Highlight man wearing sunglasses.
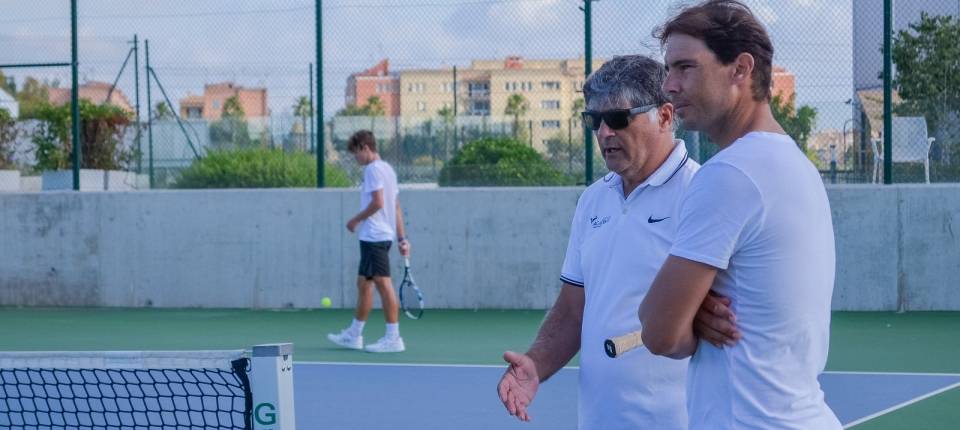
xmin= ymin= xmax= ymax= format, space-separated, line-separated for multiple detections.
xmin=497 ymin=55 xmax=736 ymax=429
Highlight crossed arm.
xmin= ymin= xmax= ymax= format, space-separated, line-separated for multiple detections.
xmin=497 ymin=275 xmax=740 ymax=422
xmin=639 ymin=255 xmax=721 ymax=359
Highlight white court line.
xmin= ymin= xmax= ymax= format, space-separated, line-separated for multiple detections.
xmin=295 ymin=360 xmax=579 ymax=370
xmin=823 ymin=370 xmax=960 ymax=377
xmin=843 ymin=380 xmax=960 ymax=429
xmin=294 ymin=364 xmax=960 ymax=427
xmin=297 ymin=362 xmax=960 ymax=378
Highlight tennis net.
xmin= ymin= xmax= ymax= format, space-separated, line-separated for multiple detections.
xmin=0 ymin=350 xmax=252 ymax=429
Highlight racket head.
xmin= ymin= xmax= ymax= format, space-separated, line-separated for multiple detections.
xmin=399 ymin=260 xmax=424 ymax=319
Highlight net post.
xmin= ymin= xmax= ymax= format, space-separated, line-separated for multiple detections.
xmin=251 ymin=343 xmax=296 ymax=430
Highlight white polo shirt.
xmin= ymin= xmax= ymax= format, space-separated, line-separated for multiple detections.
xmin=358 ymin=159 xmax=399 ymax=243
xmin=670 ymin=132 xmax=841 ymax=429
xmin=560 ymin=140 xmax=699 ymax=430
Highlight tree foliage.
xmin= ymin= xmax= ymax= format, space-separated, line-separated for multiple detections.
xmin=771 ymin=93 xmax=817 ymax=151
xmin=337 ymin=95 xmax=387 ymax=117
xmin=28 ymin=100 xmax=133 ymax=171
xmin=0 ymin=108 xmax=18 ymax=169
xmin=174 ymin=147 xmax=351 ymax=188
xmin=891 ymin=12 xmax=960 ymax=129
xmin=438 ymin=137 xmax=573 ymax=186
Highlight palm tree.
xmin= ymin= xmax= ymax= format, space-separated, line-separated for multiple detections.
xmin=365 ymin=96 xmax=386 ymax=117
xmin=293 ymin=96 xmax=312 ymax=151
xmin=153 ymin=102 xmax=172 ymax=120
xmin=504 ymin=93 xmax=529 ymax=140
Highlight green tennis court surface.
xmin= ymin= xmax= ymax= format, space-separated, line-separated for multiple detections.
xmin=2 ymin=308 xmax=958 ymax=428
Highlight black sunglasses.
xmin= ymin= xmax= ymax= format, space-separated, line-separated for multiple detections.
xmin=581 ymin=104 xmax=658 ymax=131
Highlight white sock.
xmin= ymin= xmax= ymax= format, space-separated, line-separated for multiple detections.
xmin=349 ymin=318 xmax=366 ymax=336
xmin=385 ymin=322 xmax=400 ymax=339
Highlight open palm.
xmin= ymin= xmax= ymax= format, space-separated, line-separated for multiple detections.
xmin=497 ymin=351 xmax=540 ymax=422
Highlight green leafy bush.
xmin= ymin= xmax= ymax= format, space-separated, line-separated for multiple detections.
xmin=28 ymin=100 xmax=133 ymax=171
xmin=174 ymin=147 xmax=352 ymax=188
xmin=0 ymin=108 xmax=17 ymax=169
xmin=438 ymin=137 xmax=573 ymax=186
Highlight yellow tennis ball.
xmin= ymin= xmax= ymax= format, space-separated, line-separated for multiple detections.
xmin=321 ymin=297 xmax=332 ymax=308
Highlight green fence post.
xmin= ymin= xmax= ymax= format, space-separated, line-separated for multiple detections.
xmin=316 ymin=0 xmax=325 ymax=188
xmin=883 ymin=0 xmax=893 ymax=184
xmin=145 ymin=40 xmax=155 ymax=188
xmin=583 ymin=0 xmax=594 ymax=185
xmin=70 ymin=0 xmax=80 ymax=190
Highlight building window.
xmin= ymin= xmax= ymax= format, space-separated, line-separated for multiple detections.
xmin=541 ymin=120 xmax=561 ymax=129
xmin=408 ymin=82 xmax=426 ymax=93
xmin=186 ymin=107 xmax=202 ymax=119
xmin=541 ymin=81 xmax=561 ymax=90
xmin=442 ymin=82 xmax=455 ymax=92
xmin=574 ymin=81 xmax=584 ymax=92
xmin=468 ymin=82 xmax=489 ymax=97
xmin=541 ymin=100 xmax=561 ymax=110
xmin=471 ymin=100 xmax=490 ymax=115
xmin=212 ymin=99 xmax=221 ymax=110
xmin=417 ymin=101 xmax=427 ymax=112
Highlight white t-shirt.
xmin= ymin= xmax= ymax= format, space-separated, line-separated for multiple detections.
xmin=358 ymin=159 xmax=399 ymax=242
xmin=670 ymin=132 xmax=841 ymax=429
xmin=561 ymin=141 xmax=699 ymax=430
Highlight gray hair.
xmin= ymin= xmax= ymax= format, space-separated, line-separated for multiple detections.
xmin=583 ymin=55 xmax=669 ymax=111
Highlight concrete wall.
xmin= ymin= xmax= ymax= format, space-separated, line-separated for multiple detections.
xmin=1 ymin=185 xmax=958 ymax=310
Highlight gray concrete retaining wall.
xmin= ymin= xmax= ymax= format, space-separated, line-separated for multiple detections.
xmin=1 ymin=185 xmax=957 ymax=310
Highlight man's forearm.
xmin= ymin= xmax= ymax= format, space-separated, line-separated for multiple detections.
xmin=395 ymin=200 xmax=406 ymax=239
xmin=352 ymin=201 xmax=382 ymax=223
xmin=526 ymin=286 xmax=583 ymax=382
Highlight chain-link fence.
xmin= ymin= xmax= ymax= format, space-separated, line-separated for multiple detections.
xmin=1 ymin=1 xmax=958 ymax=190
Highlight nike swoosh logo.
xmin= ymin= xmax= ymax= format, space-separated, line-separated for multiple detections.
xmin=648 ymin=216 xmax=670 ymax=223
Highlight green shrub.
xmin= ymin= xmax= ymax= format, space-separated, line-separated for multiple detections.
xmin=0 ymin=108 xmax=17 ymax=169
xmin=174 ymin=148 xmax=352 ymax=189
xmin=27 ymin=100 xmax=133 ymax=171
xmin=438 ymin=137 xmax=574 ymax=186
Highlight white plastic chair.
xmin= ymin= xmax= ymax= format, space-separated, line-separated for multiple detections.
xmin=869 ymin=116 xmax=935 ymax=183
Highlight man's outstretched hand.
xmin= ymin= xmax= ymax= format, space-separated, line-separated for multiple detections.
xmin=497 ymin=351 xmax=540 ymax=422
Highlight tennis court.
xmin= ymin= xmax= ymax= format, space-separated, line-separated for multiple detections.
xmin=2 ymin=308 xmax=958 ymax=429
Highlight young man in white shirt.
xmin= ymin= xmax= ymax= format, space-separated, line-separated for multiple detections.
xmin=639 ymin=1 xmax=841 ymax=428
xmin=496 ymin=55 xmax=735 ymax=429
xmin=328 ymin=130 xmax=411 ymax=353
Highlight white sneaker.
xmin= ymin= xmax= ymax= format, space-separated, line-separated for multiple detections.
xmin=327 ymin=330 xmax=363 ymax=350
xmin=364 ymin=336 xmax=405 ymax=353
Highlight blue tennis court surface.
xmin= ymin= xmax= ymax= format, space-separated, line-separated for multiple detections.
xmin=293 ymin=363 xmax=960 ymax=429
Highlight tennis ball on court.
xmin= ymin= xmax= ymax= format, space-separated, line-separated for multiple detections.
xmin=321 ymin=297 xmax=332 ymax=308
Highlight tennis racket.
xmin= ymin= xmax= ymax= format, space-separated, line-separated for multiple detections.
xmin=399 ymin=257 xmax=424 ymax=320
xmin=603 ymin=330 xmax=643 ymax=358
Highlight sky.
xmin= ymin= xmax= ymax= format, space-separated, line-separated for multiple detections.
xmin=0 ymin=0 xmax=854 ymax=131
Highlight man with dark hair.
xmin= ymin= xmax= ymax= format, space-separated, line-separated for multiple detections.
xmin=496 ymin=55 xmax=735 ymax=429
xmin=639 ymin=1 xmax=841 ymax=428
xmin=328 ymin=129 xmax=411 ymax=353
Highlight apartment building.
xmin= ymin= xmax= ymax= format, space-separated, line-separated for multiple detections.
xmin=179 ymin=82 xmax=268 ymax=123
xmin=345 ymin=59 xmax=400 ymax=116
xmin=47 ymin=81 xmax=135 ymax=115
xmin=397 ymin=56 xmax=603 ymax=151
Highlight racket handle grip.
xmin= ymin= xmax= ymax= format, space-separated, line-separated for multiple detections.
xmin=604 ymin=330 xmax=643 ymax=358
xmin=404 ymin=257 xmax=410 ymax=268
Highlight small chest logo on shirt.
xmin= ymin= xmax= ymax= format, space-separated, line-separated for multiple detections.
xmin=647 ymin=215 xmax=670 ymax=224
xmin=590 ymin=215 xmax=611 ymax=228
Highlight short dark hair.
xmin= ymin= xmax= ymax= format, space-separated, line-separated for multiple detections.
xmin=347 ymin=130 xmax=377 ymax=153
xmin=655 ymin=0 xmax=774 ymax=101
xmin=583 ymin=55 xmax=670 ymax=110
